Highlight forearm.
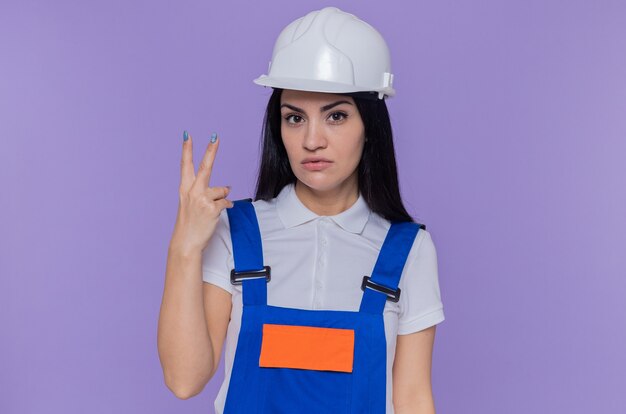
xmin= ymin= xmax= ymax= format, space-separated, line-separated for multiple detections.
xmin=394 ymin=395 xmax=436 ymax=414
xmin=157 ymin=247 xmax=214 ymax=398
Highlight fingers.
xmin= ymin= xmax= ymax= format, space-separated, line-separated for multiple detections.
xmin=206 ymin=186 xmax=232 ymax=201
xmin=215 ymin=197 xmax=234 ymax=210
xmin=192 ymin=132 xmax=219 ymax=193
xmin=206 ymin=187 xmax=234 ymax=212
xmin=180 ymin=131 xmax=195 ymax=192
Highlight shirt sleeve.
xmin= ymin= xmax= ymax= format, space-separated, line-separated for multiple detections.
xmin=397 ymin=229 xmax=445 ymax=335
xmin=201 ymin=208 xmax=234 ymax=294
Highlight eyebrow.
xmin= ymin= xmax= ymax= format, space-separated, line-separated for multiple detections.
xmin=280 ymin=100 xmax=353 ymax=113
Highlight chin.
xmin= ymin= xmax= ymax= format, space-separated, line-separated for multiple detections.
xmin=295 ymin=174 xmax=350 ymax=193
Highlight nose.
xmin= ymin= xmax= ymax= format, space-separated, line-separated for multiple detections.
xmin=302 ymin=119 xmax=328 ymax=151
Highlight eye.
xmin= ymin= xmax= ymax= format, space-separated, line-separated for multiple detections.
xmin=284 ymin=114 xmax=304 ymax=125
xmin=328 ymin=111 xmax=348 ymax=123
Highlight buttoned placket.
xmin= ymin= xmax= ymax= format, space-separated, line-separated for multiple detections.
xmin=312 ymin=217 xmax=330 ymax=309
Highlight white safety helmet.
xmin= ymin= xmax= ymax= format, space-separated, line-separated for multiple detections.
xmin=253 ymin=6 xmax=395 ymax=100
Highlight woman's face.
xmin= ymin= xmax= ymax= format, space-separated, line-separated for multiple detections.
xmin=280 ymin=89 xmax=365 ymax=193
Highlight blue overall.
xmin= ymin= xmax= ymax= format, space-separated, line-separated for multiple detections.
xmin=223 ymin=198 xmax=423 ymax=413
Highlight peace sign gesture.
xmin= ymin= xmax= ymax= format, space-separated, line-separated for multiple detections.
xmin=169 ymin=131 xmax=234 ymax=256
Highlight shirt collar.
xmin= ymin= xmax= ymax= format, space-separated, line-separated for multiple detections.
xmin=276 ymin=183 xmax=371 ymax=234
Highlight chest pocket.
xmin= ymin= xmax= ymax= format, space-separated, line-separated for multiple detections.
xmin=259 ymin=323 xmax=355 ymax=373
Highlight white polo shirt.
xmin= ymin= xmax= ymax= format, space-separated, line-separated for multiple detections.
xmin=202 ymin=182 xmax=444 ymax=414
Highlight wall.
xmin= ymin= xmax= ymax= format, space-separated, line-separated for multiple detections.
xmin=1 ymin=0 xmax=625 ymax=412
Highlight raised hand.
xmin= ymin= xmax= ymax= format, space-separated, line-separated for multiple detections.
xmin=169 ymin=131 xmax=233 ymax=255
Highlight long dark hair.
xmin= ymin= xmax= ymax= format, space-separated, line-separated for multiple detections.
xmin=253 ymin=88 xmax=415 ymax=224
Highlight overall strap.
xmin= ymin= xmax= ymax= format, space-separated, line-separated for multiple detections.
xmin=359 ymin=221 xmax=422 ymax=315
xmin=226 ymin=198 xmax=268 ymax=306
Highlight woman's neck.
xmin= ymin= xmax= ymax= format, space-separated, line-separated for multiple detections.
xmin=293 ymin=178 xmax=359 ymax=216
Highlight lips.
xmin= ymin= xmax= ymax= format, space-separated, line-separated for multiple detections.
xmin=301 ymin=157 xmax=332 ymax=164
xmin=301 ymin=157 xmax=333 ymax=171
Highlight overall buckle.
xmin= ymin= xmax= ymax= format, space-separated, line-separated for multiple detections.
xmin=361 ymin=276 xmax=401 ymax=303
xmin=230 ymin=266 xmax=271 ymax=285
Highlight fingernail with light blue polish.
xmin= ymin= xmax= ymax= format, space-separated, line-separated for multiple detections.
xmin=183 ymin=130 xmax=189 ymax=142
xmin=210 ymin=132 xmax=217 ymax=143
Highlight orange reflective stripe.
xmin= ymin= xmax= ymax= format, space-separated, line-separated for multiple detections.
xmin=259 ymin=324 xmax=355 ymax=373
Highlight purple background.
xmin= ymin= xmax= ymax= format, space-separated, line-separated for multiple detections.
xmin=2 ymin=0 xmax=625 ymax=413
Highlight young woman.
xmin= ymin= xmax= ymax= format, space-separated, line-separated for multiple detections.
xmin=158 ymin=7 xmax=444 ymax=414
